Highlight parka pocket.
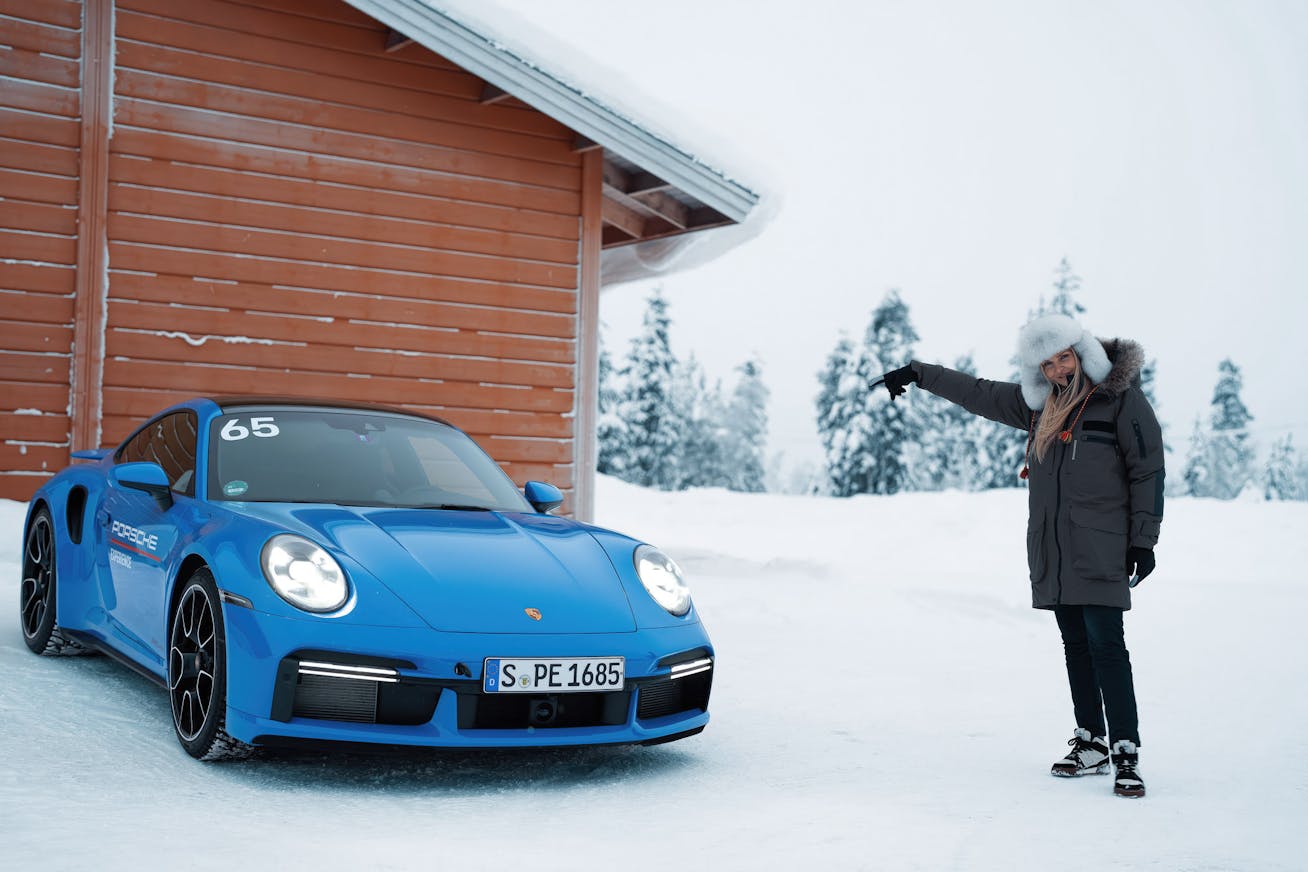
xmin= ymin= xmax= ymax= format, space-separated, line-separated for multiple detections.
xmin=1026 ymin=521 xmax=1046 ymax=583
xmin=1068 ymin=506 xmax=1128 ymax=583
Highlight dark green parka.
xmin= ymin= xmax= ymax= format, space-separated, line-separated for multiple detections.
xmin=911 ymin=339 xmax=1164 ymax=610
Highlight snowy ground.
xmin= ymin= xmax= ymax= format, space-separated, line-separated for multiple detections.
xmin=2 ymin=479 xmax=1305 ymax=871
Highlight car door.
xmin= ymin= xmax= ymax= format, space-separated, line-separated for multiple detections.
xmin=102 ymin=410 xmax=198 ymax=668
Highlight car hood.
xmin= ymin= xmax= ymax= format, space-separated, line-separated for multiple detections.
xmin=240 ymin=504 xmax=637 ymax=634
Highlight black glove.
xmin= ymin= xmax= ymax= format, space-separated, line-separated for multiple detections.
xmin=1126 ymin=547 xmax=1155 ymax=585
xmin=879 ymin=364 xmax=919 ymax=401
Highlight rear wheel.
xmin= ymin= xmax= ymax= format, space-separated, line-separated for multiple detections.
xmin=168 ymin=568 xmax=254 ymax=761
xmin=20 ymin=507 xmax=90 ymax=656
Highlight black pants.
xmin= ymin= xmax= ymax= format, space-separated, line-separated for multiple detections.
xmin=1053 ymin=605 xmax=1140 ymax=747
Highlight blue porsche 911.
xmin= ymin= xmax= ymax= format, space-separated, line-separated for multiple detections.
xmin=19 ymin=398 xmax=713 ymax=760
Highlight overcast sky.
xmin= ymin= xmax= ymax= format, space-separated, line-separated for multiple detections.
xmin=458 ymin=0 xmax=1308 ymax=474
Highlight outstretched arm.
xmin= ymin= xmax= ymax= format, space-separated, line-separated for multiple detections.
xmin=909 ymin=361 xmax=1033 ymax=431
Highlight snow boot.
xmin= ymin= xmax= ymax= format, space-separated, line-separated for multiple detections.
xmin=1051 ymin=727 xmax=1110 ymax=777
xmin=1111 ymin=740 xmax=1145 ymax=798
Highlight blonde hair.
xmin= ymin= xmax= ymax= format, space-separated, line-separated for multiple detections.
xmin=1032 ymin=351 xmax=1092 ymax=463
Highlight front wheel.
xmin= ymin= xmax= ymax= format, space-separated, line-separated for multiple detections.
xmin=168 ymin=568 xmax=254 ymax=761
xmin=20 ymin=507 xmax=90 ymax=656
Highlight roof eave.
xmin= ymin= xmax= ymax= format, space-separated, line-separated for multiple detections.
xmin=342 ymin=0 xmax=759 ymax=223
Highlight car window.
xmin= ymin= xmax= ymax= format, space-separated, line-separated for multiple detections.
xmin=116 ymin=411 xmax=199 ymax=496
xmin=207 ymin=407 xmax=531 ymax=511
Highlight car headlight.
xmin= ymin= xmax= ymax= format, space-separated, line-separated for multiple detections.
xmin=260 ymin=534 xmax=349 ymax=613
xmin=634 ymin=545 xmax=691 ymax=616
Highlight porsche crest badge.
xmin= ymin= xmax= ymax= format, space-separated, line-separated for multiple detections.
xmin=524 ymin=608 xmax=542 ymax=621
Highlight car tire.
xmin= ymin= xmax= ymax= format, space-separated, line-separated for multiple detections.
xmin=168 ymin=567 xmax=254 ymax=761
xmin=20 ymin=507 xmax=91 ymax=656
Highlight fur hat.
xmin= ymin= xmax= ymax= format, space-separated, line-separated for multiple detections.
xmin=1016 ymin=314 xmax=1112 ymax=409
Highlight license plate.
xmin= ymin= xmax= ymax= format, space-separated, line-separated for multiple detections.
xmin=483 ymin=657 xmax=625 ymax=693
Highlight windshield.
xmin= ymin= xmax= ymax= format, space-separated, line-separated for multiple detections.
xmin=206 ymin=407 xmax=532 ymax=512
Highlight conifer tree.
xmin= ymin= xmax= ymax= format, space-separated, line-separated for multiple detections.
xmin=1181 ymin=416 xmax=1211 ymax=497
xmin=596 ymin=338 xmax=625 ymax=476
xmin=670 ymin=355 xmax=731 ymax=490
xmin=815 ymin=335 xmax=870 ymax=497
xmin=617 ymin=289 xmax=681 ymax=489
xmin=861 ymin=290 xmax=920 ymax=495
xmin=1048 ymin=257 xmax=1087 ymax=317
xmin=1262 ymin=434 xmax=1300 ymax=501
xmin=990 ymin=258 xmax=1090 ymax=489
xmin=1138 ymin=358 xmax=1171 ymax=454
xmin=906 ymin=354 xmax=991 ymax=491
xmin=1204 ymin=358 xmax=1255 ymax=499
xmin=974 ymin=365 xmax=1030 ymax=489
xmin=724 ymin=357 xmax=769 ymax=492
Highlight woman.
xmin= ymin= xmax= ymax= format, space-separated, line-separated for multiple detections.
xmin=880 ymin=313 xmax=1164 ymax=799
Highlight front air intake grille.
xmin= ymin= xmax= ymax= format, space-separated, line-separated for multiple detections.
xmin=636 ymin=667 xmax=713 ymax=720
xmin=280 ymin=656 xmax=441 ymax=726
xmin=293 ymin=672 xmax=378 ymax=723
xmin=458 ymin=691 xmax=630 ymax=730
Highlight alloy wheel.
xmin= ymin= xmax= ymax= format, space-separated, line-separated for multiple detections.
xmin=20 ymin=515 xmax=54 ymax=640
xmin=169 ymin=584 xmax=217 ymax=742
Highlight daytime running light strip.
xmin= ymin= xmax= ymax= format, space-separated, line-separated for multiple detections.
xmin=669 ymin=658 xmax=713 ymax=680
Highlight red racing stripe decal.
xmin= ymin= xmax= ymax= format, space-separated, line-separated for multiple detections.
xmin=110 ymin=539 xmax=163 ymax=563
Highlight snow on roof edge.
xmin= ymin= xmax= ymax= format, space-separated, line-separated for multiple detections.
xmin=342 ymin=0 xmax=761 ymax=222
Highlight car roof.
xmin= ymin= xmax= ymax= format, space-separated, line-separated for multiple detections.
xmin=207 ymin=396 xmax=457 ymax=429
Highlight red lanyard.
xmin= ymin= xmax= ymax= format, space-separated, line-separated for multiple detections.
xmin=1019 ymin=386 xmax=1099 ymax=480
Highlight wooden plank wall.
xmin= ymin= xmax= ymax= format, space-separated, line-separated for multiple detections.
xmin=0 ymin=0 xmax=81 ymax=500
xmin=100 ymin=0 xmax=584 ymax=498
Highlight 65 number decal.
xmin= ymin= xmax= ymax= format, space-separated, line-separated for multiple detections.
xmin=220 ymin=417 xmax=280 ymax=441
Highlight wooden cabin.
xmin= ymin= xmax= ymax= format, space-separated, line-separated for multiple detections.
xmin=0 ymin=0 xmax=757 ymax=518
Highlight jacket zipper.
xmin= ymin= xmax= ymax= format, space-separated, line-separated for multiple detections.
xmin=1052 ymin=439 xmax=1066 ymax=605
xmin=1132 ymin=419 xmax=1147 ymax=457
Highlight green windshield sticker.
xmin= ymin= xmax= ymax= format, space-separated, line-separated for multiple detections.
xmin=223 ymin=480 xmax=249 ymax=497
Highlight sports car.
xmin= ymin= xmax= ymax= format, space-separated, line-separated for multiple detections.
xmin=19 ymin=397 xmax=713 ymax=759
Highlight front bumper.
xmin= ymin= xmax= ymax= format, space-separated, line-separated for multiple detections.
xmin=221 ymin=604 xmax=713 ymax=749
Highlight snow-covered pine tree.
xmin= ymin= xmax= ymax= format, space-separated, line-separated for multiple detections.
xmin=670 ymin=355 xmax=731 ymax=490
xmin=618 ymin=289 xmax=681 ymax=490
xmin=1048 ymin=257 xmax=1087 ymax=317
xmin=816 ymin=334 xmax=872 ymax=497
xmin=1138 ymin=358 xmax=1171 ymax=455
xmin=906 ymin=353 xmax=990 ymax=491
xmin=1262 ymin=434 xmax=1300 ymax=501
xmin=724 ymin=357 xmax=769 ymax=492
xmin=1181 ymin=416 xmax=1211 ymax=497
xmin=1204 ymin=358 xmax=1256 ymax=499
xmin=947 ymin=355 xmax=994 ymax=490
xmin=973 ymin=364 xmax=1031 ymax=489
xmin=1138 ymin=358 xmax=1158 ymax=406
xmin=984 ymin=258 xmax=1090 ymax=490
xmin=862 ymin=289 xmax=919 ymax=495
xmin=596 ymin=336 xmax=626 ymax=476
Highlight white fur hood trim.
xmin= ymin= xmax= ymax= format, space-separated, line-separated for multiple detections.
xmin=1016 ymin=314 xmax=1112 ymax=409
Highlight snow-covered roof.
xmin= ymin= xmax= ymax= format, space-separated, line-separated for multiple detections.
xmin=340 ymin=0 xmax=765 ymax=284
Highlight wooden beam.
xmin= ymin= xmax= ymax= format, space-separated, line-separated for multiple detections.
xmin=600 ymin=193 xmax=644 ymax=239
xmin=480 ymin=83 xmax=513 ymax=105
xmin=601 ymin=212 xmax=735 ymax=249
xmin=601 ymin=159 xmax=630 ymax=191
xmin=575 ymin=149 xmax=604 ymax=522
xmin=602 ymin=183 xmax=679 ymax=234
xmin=70 ymin=0 xmax=112 ymax=452
xmin=627 ymin=171 xmax=673 ymax=195
xmin=685 ymin=205 xmax=734 ymax=229
xmin=601 ymin=226 xmax=633 ymax=247
xmin=384 ymin=29 xmax=413 ymax=52
xmin=572 ymin=135 xmax=602 ymax=153
xmin=632 ymin=190 xmax=688 ymax=229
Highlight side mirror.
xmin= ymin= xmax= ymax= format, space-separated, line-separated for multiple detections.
xmin=112 ymin=461 xmax=174 ymax=510
xmin=523 ymin=481 xmax=563 ymax=514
